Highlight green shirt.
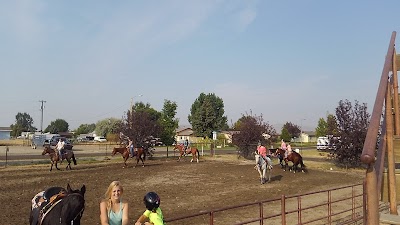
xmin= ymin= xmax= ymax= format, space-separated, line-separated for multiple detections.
xmin=143 ymin=207 xmax=165 ymax=225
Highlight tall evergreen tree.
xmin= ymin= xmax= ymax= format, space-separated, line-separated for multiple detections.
xmin=159 ymin=100 xmax=179 ymax=146
xmin=315 ymin=118 xmax=328 ymax=137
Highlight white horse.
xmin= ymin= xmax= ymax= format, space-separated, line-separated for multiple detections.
xmin=255 ymin=153 xmax=273 ymax=184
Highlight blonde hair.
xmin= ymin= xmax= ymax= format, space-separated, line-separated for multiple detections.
xmin=103 ymin=181 xmax=124 ymax=213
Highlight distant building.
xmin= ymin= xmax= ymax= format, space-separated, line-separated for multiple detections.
xmin=220 ymin=130 xmax=240 ymax=143
xmin=175 ymin=126 xmax=204 ymax=143
xmin=292 ymin=131 xmax=317 ymax=143
xmin=0 ymin=127 xmax=12 ymax=140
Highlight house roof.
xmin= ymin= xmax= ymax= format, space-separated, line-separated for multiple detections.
xmin=176 ymin=128 xmax=193 ymax=136
xmin=0 ymin=127 xmax=11 ymax=131
xmin=175 ymin=126 xmax=192 ymax=133
xmin=304 ymin=131 xmax=316 ymax=136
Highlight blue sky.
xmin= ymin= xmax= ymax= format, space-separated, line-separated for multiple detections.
xmin=0 ymin=1 xmax=399 ymax=132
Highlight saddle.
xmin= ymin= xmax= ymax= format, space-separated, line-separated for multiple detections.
xmin=31 ymin=187 xmax=67 ymax=225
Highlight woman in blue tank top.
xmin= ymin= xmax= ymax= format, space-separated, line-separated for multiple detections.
xmin=100 ymin=181 xmax=129 ymax=225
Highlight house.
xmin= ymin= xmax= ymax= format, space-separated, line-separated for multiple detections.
xmin=220 ymin=130 xmax=240 ymax=143
xmin=292 ymin=131 xmax=317 ymax=143
xmin=175 ymin=126 xmax=204 ymax=143
xmin=0 ymin=127 xmax=12 ymax=140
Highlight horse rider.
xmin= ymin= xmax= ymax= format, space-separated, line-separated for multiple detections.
xmin=183 ymin=139 xmax=190 ymax=155
xmin=56 ymin=138 xmax=65 ymax=160
xmin=286 ymin=142 xmax=292 ymax=158
xmin=127 ymin=138 xmax=135 ymax=158
xmin=257 ymin=143 xmax=272 ymax=167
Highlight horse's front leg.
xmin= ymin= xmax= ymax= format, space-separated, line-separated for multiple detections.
xmin=123 ymin=157 xmax=128 ymax=168
xmin=55 ymin=161 xmax=60 ymax=171
xmin=256 ymin=166 xmax=263 ymax=184
xmin=141 ymin=155 xmax=145 ymax=167
xmin=177 ymin=152 xmax=183 ymax=162
xmin=133 ymin=157 xmax=140 ymax=168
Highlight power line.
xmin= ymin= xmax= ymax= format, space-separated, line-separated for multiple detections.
xmin=39 ymin=100 xmax=46 ymax=133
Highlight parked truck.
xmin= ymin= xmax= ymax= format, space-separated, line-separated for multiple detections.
xmin=317 ymin=136 xmax=329 ymax=151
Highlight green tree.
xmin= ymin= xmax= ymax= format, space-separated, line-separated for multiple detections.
xmin=334 ymin=99 xmax=370 ymax=167
xmin=315 ymin=118 xmax=328 ymax=137
xmin=159 ymin=100 xmax=179 ymax=146
xmin=280 ymin=127 xmax=291 ymax=142
xmin=74 ymin=123 xmax=96 ymax=136
xmin=282 ymin=122 xmax=300 ymax=139
xmin=232 ymin=114 xmax=276 ymax=159
xmin=10 ymin=112 xmax=37 ymax=137
xmin=188 ymin=93 xmax=228 ymax=138
xmin=326 ymin=114 xmax=339 ymax=136
xmin=44 ymin=119 xmax=69 ymax=133
xmin=95 ymin=118 xmax=121 ymax=137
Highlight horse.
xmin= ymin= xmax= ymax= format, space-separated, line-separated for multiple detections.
xmin=111 ymin=146 xmax=146 ymax=168
xmin=173 ymin=144 xmax=200 ymax=163
xmin=30 ymin=183 xmax=86 ymax=225
xmin=42 ymin=146 xmax=77 ymax=171
xmin=254 ymin=152 xmax=273 ymax=184
xmin=275 ymin=148 xmax=307 ymax=173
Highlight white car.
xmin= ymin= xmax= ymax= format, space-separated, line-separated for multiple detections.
xmin=94 ymin=136 xmax=107 ymax=142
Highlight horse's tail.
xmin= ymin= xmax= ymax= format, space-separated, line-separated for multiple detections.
xmin=143 ymin=148 xmax=146 ymax=161
xmin=72 ymin=153 xmax=77 ymax=165
xmin=196 ymin=148 xmax=200 ymax=160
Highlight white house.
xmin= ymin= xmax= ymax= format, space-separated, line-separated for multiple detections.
xmin=175 ymin=126 xmax=204 ymax=143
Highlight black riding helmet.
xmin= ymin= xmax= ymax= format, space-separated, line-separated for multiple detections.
xmin=143 ymin=192 xmax=160 ymax=210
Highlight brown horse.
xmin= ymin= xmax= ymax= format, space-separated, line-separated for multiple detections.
xmin=275 ymin=148 xmax=306 ymax=173
xmin=42 ymin=146 xmax=77 ymax=171
xmin=111 ymin=146 xmax=146 ymax=168
xmin=173 ymin=144 xmax=200 ymax=163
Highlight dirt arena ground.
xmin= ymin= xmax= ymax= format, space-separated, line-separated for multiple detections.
xmin=0 ymin=146 xmax=365 ymax=225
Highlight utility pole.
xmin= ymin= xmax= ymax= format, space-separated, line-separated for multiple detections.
xmin=39 ymin=100 xmax=46 ymax=133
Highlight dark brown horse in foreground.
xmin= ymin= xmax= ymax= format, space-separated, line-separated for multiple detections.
xmin=111 ymin=146 xmax=146 ymax=168
xmin=42 ymin=146 xmax=77 ymax=171
xmin=275 ymin=148 xmax=307 ymax=173
xmin=173 ymin=144 xmax=200 ymax=163
xmin=30 ymin=183 xmax=86 ymax=225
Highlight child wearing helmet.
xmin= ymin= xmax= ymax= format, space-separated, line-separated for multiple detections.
xmin=135 ymin=192 xmax=165 ymax=225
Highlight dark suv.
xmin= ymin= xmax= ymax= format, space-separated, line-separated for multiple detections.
xmin=49 ymin=137 xmax=73 ymax=150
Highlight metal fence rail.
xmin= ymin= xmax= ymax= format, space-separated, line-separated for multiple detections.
xmin=165 ymin=183 xmax=365 ymax=225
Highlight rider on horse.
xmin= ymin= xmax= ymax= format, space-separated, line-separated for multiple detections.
xmin=183 ymin=139 xmax=190 ymax=155
xmin=280 ymin=139 xmax=287 ymax=156
xmin=127 ymin=138 xmax=136 ymax=158
xmin=257 ymin=142 xmax=272 ymax=167
xmin=286 ymin=142 xmax=292 ymax=158
xmin=56 ymin=139 xmax=65 ymax=160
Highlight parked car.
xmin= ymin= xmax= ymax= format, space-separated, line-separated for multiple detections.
xmin=94 ymin=136 xmax=107 ymax=142
xmin=47 ymin=137 xmax=73 ymax=150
